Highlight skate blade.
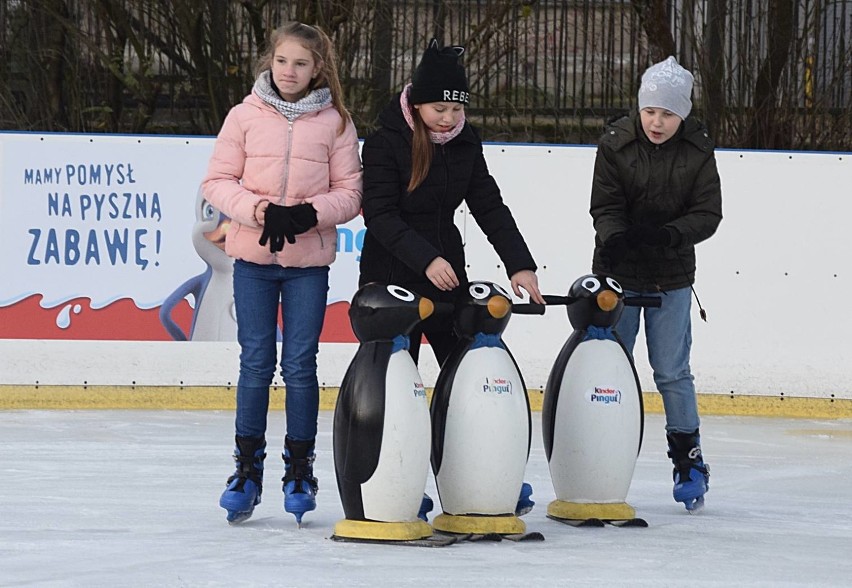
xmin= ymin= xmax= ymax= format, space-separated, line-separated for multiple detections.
xmin=684 ymin=496 xmax=706 ymax=513
xmin=331 ymin=533 xmax=461 ymax=547
xmin=436 ymin=531 xmax=545 ymax=543
xmin=226 ymin=510 xmax=254 ymax=525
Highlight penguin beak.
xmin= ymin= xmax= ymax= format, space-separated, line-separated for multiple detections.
xmin=597 ymin=290 xmax=619 ymax=311
xmin=419 ymin=298 xmax=435 ymax=320
xmin=487 ymin=296 xmax=511 ymax=319
xmin=203 ymin=220 xmax=230 ymax=251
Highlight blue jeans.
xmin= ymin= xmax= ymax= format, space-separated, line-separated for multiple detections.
xmin=615 ymin=286 xmax=699 ymax=434
xmin=232 ymin=260 xmax=329 ymax=442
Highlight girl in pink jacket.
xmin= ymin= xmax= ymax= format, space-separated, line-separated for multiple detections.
xmin=203 ymin=22 xmax=362 ymax=526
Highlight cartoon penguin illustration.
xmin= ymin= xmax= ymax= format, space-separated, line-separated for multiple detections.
xmin=430 ymin=281 xmax=531 ymax=536
xmin=332 ymin=283 xmax=436 ymax=542
xmin=542 ymin=274 xmax=646 ymax=524
xmin=160 ymin=187 xmax=237 ymax=341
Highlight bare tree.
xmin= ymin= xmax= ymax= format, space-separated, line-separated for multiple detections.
xmin=631 ymin=0 xmax=676 ymax=62
xmin=699 ymin=0 xmax=727 ymax=139
xmin=745 ymin=0 xmax=796 ymax=149
xmin=367 ymin=0 xmax=394 ymax=125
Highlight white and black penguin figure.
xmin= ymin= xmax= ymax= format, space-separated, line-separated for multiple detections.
xmin=430 ymin=281 xmax=531 ymax=535
xmin=542 ymin=274 xmax=645 ymax=523
xmin=332 ymin=283 xmax=436 ymax=542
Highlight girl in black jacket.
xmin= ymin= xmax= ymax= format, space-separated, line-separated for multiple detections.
xmin=359 ymin=39 xmax=545 ymax=366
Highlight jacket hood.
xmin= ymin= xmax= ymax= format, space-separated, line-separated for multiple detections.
xmin=602 ymin=111 xmax=713 ymax=153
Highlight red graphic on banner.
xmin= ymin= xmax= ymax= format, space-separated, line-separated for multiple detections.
xmin=0 ymin=296 xmax=356 ymax=342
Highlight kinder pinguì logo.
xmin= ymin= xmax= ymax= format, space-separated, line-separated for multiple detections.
xmin=590 ymin=387 xmax=622 ymax=405
xmin=482 ymin=377 xmax=513 ymax=395
xmin=413 ymin=381 xmax=426 ymax=398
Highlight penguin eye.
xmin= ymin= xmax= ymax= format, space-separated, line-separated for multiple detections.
xmin=387 ymin=285 xmax=415 ymax=302
xmin=605 ymin=277 xmax=623 ymax=293
xmin=469 ymin=283 xmax=490 ymax=299
xmin=493 ymin=283 xmax=511 ymax=299
xmin=201 ymin=201 xmax=216 ymax=221
xmin=581 ymin=277 xmax=601 ymax=292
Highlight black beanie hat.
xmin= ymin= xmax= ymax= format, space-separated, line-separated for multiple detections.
xmin=410 ymin=38 xmax=470 ymax=105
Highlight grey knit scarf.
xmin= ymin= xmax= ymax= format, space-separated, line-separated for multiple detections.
xmin=253 ymin=70 xmax=332 ymax=120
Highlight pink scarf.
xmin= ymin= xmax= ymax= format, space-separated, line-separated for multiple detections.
xmin=400 ymin=84 xmax=465 ymax=145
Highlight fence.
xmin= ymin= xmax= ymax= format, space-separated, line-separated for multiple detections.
xmin=1 ymin=1 xmax=851 ymax=149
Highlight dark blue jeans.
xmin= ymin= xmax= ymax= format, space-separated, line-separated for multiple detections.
xmin=232 ymin=260 xmax=329 ymax=442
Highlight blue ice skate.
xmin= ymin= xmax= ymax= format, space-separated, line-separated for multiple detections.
xmin=673 ymin=462 xmax=710 ymax=512
xmin=219 ymin=435 xmax=266 ymax=524
xmin=418 ymin=494 xmax=434 ymax=522
xmin=667 ymin=430 xmax=710 ymax=512
xmin=282 ymin=437 xmax=318 ymax=526
xmin=516 ymin=482 xmax=535 ymax=516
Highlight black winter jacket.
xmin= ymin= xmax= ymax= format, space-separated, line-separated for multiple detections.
xmin=590 ymin=111 xmax=723 ymax=291
xmin=359 ymin=95 xmax=537 ymax=303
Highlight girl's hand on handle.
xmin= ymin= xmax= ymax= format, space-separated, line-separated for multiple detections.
xmin=511 ymin=269 xmax=545 ymax=305
xmin=426 ymin=257 xmax=460 ymax=291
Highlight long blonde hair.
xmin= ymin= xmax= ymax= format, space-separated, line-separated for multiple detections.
xmin=255 ymin=22 xmax=351 ymax=134
xmin=408 ymin=106 xmax=434 ymax=192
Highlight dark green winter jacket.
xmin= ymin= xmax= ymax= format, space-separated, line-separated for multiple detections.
xmin=590 ymin=111 xmax=723 ymax=291
xmin=359 ymin=94 xmax=537 ymax=304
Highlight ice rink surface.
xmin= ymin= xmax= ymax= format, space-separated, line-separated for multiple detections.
xmin=1 ymin=409 xmax=851 ymax=587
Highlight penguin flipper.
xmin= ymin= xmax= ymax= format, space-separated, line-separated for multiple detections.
xmin=334 ymin=341 xmax=393 ymax=520
xmin=429 ymin=340 xmax=469 ymax=475
xmin=542 ymin=330 xmax=584 ymax=460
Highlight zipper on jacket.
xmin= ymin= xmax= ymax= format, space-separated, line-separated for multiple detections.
xmin=275 ymin=120 xmax=295 ymax=258
xmin=281 ymin=120 xmax=295 ymax=204
xmin=437 ymin=144 xmax=449 ymax=253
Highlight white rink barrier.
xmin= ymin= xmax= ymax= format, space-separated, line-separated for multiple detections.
xmin=1 ymin=132 xmax=851 ymax=404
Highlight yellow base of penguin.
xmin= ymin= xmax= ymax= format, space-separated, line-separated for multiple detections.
xmin=432 ymin=513 xmax=526 ymax=535
xmin=547 ymin=499 xmax=636 ymax=521
xmin=332 ymin=519 xmax=432 ymax=541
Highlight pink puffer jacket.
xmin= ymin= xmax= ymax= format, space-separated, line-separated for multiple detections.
xmin=201 ymin=93 xmax=363 ymax=267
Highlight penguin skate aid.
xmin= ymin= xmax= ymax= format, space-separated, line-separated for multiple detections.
xmin=424 ymin=281 xmax=545 ymax=537
xmin=202 ymin=21 xmax=363 ymax=526
xmin=331 ymin=283 xmax=439 ymax=543
xmin=514 ymin=274 xmax=664 ymax=526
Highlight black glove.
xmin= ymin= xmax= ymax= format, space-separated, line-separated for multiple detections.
xmin=625 ymin=224 xmax=673 ymax=247
xmin=288 ymin=203 xmax=318 ymax=234
xmin=259 ymin=203 xmax=297 ymax=253
xmin=601 ymin=233 xmax=630 ymax=264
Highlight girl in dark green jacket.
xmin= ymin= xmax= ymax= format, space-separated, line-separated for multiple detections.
xmin=590 ymin=56 xmax=723 ymax=512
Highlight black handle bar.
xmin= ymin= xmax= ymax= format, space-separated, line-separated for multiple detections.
xmin=512 ymin=294 xmax=577 ymax=315
xmin=513 ymin=294 xmax=660 ymax=314
xmin=511 ymin=303 xmax=547 ymax=315
xmin=623 ymin=296 xmax=662 ymax=308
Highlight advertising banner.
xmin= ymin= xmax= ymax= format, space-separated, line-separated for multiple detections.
xmin=0 ymin=133 xmax=362 ymax=343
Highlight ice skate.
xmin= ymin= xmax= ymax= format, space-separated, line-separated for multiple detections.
xmin=516 ymin=482 xmax=535 ymax=516
xmin=667 ymin=430 xmax=709 ymax=512
xmin=219 ymin=435 xmax=266 ymax=524
xmin=282 ymin=437 xmax=318 ymax=526
xmin=417 ymin=493 xmax=434 ymax=522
